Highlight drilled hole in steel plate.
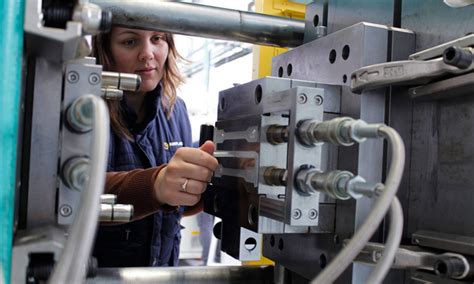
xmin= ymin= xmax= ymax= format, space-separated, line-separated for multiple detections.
xmin=320 ymin=254 xmax=327 ymax=268
xmin=343 ymin=74 xmax=347 ymax=83
xmin=278 ymin=66 xmax=284 ymax=77
xmin=254 ymin=85 xmax=263 ymax=105
xmin=342 ymin=45 xmax=350 ymax=60
xmin=313 ymin=14 xmax=320 ymax=27
xmin=278 ymin=238 xmax=284 ymax=250
xmin=287 ymin=64 xmax=293 ymax=76
xmin=248 ymin=203 xmax=258 ymax=225
xmin=219 ymin=97 xmax=225 ymax=111
xmin=244 ymin=237 xmax=257 ymax=251
xmin=329 ymin=49 xmax=337 ymax=64
xmin=270 ymin=235 xmax=275 ymax=247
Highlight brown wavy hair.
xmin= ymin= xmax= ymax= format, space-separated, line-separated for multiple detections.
xmin=92 ymin=29 xmax=185 ymax=140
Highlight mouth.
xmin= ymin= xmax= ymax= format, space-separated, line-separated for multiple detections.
xmin=136 ymin=67 xmax=157 ymax=74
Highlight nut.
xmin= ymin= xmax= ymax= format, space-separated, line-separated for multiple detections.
xmin=295 ymin=167 xmax=320 ymax=195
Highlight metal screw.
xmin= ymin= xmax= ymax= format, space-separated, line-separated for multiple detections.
xmin=372 ymin=251 xmax=382 ymax=261
xmin=309 ymin=209 xmax=318 ymax=220
xmin=248 ymin=127 xmax=257 ymax=140
xmin=59 ymin=205 xmax=72 ymax=217
xmin=292 ymin=209 xmax=302 ymax=220
xmin=67 ymin=71 xmax=79 ymax=83
xmin=298 ymin=94 xmax=307 ymax=104
xmin=89 ymin=73 xmax=100 ymax=85
xmin=315 ymin=25 xmax=327 ymax=38
xmin=314 ymin=95 xmax=323 ymax=106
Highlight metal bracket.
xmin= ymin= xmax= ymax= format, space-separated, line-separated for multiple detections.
xmin=409 ymin=34 xmax=474 ymax=61
xmin=350 ymin=57 xmax=473 ymax=93
xmin=24 ymin=0 xmax=83 ymax=62
xmin=412 ymin=230 xmax=474 ymax=256
xmin=354 ymin=242 xmax=438 ymax=270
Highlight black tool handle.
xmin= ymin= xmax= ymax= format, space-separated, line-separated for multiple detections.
xmin=199 ymin=124 xmax=215 ymax=146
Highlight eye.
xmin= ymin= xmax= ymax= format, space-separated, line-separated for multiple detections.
xmin=151 ymin=34 xmax=163 ymax=43
xmin=121 ymin=38 xmax=136 ymax=47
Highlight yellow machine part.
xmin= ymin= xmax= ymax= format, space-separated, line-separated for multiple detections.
xmin=246 ymin=0 xmax=306 ymax=265
xmin=252 ymin=0 xmax=306 ymax=79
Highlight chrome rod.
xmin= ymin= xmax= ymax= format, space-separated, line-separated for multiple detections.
xmin=87 ymin=266 xmax=274 ymax=284
xmin=91 ymin=0 xmax=305 ymax=48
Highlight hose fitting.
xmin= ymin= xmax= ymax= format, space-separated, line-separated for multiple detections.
xmin=297 ymin=117 xmax=385 ymax=147
xmin=296 ymin=167 xmax=382 ymax=200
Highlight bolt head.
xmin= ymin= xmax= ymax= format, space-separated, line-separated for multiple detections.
xmin=67 ymin=71 xmax=79 ymax=83
xmin=309 ymin=209 xmax=318 ymax=220
xmin=292 ymin=209 xmax=302 ymax=219
xmin=89 ymin=73 xmax=101 ymax=85
xmin=60 ymin=205 xmax=72 ymax=217
xmin=314 ymin=95 xmax=323 ymax=106
xmin=298 ymin=94 xmax=308 ymax=104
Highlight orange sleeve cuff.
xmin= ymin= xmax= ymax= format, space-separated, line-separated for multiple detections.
xmin=105 ymin=164 xmax=177 ymax=221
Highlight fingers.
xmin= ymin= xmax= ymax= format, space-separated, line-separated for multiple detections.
xmin=154 ymin=168 xmax=207 ymax=206
xmin=174 ymin=192 xmax=201 ymax=207
xmin=163 ymin=178 xmax=206 ymax=206
xmin=154 ymin=143 xmax=218 ymax=207
xmin=199 ymin=140 xmax=215 ymax=155
xmin=179 ymin=178 xmax=206 ymax=195
xmin=166 ymin=159 xmax=214 ymax=182
xmin=174 ymin=145 xmax=218 ymax=172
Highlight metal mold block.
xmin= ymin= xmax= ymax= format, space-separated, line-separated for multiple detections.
xmin=209 ymin=77 xmax=342 ymax=230
xmin=57 ymin=58 xmax=103 ymax=225
xmin=272 ymin=22 xmax=414 ymax=86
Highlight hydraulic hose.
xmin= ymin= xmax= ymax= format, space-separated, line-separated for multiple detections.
xmin=312 ymin=126 xmax=405 ymax=284
xmin=366 ymin=197 xmax=404 ymax=284
xmin=49 ymin=95 xmax=109 ymax=284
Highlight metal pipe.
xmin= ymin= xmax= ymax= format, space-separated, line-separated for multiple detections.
xmin=87 ymin=266 xmax=274 ymax=284
xmin=49 ymin=95 xmax=109 ymax=284
xmin=90 ymin=0 xmax=305 ymax=48
xmin=0 ymin=0 xmax=25 ymax=283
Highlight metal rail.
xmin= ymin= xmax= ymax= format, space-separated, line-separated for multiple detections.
xmin=91 ymin=0 xmax=305 ymax=48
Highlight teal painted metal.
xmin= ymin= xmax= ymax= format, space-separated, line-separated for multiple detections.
xmin=0 ymin=0 xmax=26 ymax=283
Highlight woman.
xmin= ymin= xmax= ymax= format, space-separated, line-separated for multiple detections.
xmin=92 ymin=27 xmax=218 ymax=267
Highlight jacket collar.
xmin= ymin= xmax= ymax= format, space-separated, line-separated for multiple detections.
xmin=121 ymin=84 xmax=162 ymax=133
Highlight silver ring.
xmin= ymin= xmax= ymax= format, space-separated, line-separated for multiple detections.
xmin=181 ymin=178 xmax=189 ymax=193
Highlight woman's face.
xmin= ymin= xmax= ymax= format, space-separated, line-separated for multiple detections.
xmin=110 ymin=27 xmax=169 ymax=93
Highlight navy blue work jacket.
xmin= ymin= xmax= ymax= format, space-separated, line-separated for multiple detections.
xmin=93 ymin=86 xmax=193 ymax=267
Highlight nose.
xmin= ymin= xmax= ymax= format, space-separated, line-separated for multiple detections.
xmin=138 ymin=42 xmax=153 ymax=62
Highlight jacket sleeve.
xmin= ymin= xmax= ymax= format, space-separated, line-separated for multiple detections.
xmin=105 ymin=164 xmax=177 ymax=221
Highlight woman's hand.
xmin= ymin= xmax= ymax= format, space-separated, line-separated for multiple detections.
xmin=154 ymin=140 xmax=218 ymax=206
